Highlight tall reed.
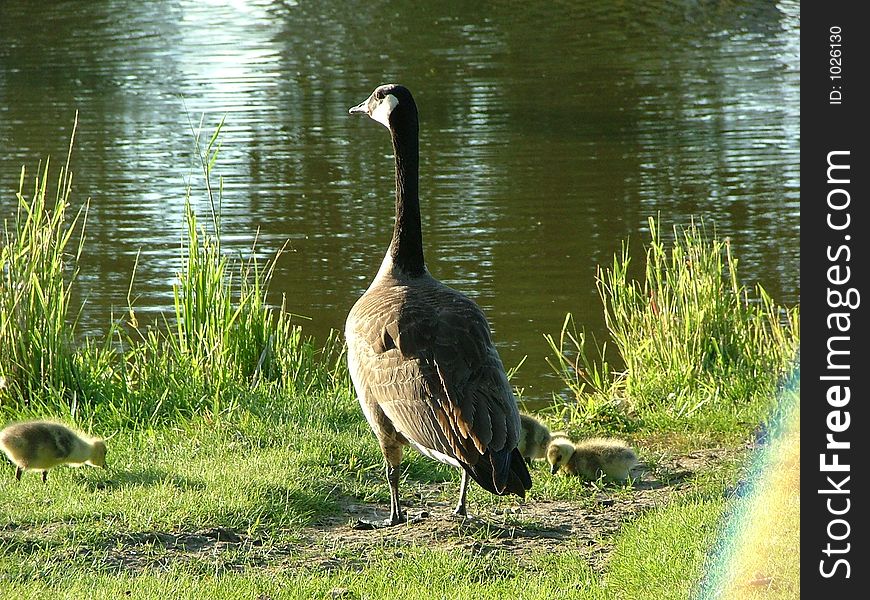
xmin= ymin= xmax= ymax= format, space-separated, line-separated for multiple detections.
xmin=119 ymin=119 xmax=347 ymax=422
xmin=548 ymin=217 xmax=800 ymax=427
xmin=0 ymin=123 xmax=87 ymax=412
xmin=1 ymin=120 xmax=349 ymax=426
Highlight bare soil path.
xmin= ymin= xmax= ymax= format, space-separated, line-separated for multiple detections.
xmin=53 ymin=447 xmax=736 ymax=576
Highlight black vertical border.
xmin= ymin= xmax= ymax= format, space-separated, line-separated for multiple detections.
xmin=802 ymin=3 xmax=868 ymax=595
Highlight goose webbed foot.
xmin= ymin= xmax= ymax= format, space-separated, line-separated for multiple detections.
xmin=354 ymin=462 xmax=431 ymax=528
xmin=352 ymin=517 xmax=401 ymax=530
xmin=353 ymin=510 xmax=427 ymax=530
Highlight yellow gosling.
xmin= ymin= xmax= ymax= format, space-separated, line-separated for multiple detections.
xmin=0 ymin=420 xmax=107 ymax=482
xmin=546 ymin=434 xmax=575 ymax=474
xmin=517 ymin=413 xmax=553 ymax=464
xmin=547 ymin=436 xmax=637 ymax=481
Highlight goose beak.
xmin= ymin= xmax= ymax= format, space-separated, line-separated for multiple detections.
xmin=550 ymin=464 xmax=559 ymax=475
xmin=348 ymin=99 xmax=369 ymax=116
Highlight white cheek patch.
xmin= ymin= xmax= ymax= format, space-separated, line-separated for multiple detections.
xmin=370 ymin=94 xmax=399 ymax=128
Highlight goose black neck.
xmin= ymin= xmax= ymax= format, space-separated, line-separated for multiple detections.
xmin=389 ymin=111 xmax=425 ymax=277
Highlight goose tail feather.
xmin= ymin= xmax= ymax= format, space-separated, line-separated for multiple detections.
xmin=464 ymin=448 xmax=532 ymax=498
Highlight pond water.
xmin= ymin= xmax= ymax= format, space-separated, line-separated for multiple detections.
xmin=0 ymin=0 xmax=800 ymax=402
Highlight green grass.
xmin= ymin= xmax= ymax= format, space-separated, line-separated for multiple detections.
xmin=0 ymin=415 xmax=771 ymax=598
xmin=699 ymin=381 xmax=800 ymax=600
xmin=0 ymin=404 xmax=731 ymax=599
xmin=545 ymin=216 xmax=799 ymax=434
xmin=1 ymin=121 xmax=344 ymax=429
xmin=1 ymin=415 xmax=340 ymax=532
xmin=0 ymin=119 xmax=86 ymax=412
xmin=605 ymin=499 xmax=725 ymax=600
xmin=1 ymin=127 xmax=799 ymax=598
xmin=0 ymin=551 xmax=595 ymax=600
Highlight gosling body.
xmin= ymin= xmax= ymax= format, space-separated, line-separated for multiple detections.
xmin=517 ymin=413 xmax=553 ymax=464
xmin=547 ymin=436 xmax=637 ymax=481
xmin=0 ymin=420 xmax=107 ymax=482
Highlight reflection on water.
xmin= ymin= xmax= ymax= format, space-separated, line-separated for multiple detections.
xmin=0 ymin=0 xmax=800 ymax=399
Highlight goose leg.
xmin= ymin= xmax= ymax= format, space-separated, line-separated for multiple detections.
xmin=354 ymin=441 xmax=411 ymax=529
xmin=353 ymin=462 xmax=407 ymax=529
xmin=42 ymin=471 xmax=48 ymax=483
xmin=453 ymin=469 xmax=469 ymax=517
xmin=386 ymin=462 xmax=405 ymax=525
xmin=15 ymin=466 xmax=22 ymax=482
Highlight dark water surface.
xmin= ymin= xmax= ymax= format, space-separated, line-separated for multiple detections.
xmin=0 ymin=1 xmax=799 ymax=401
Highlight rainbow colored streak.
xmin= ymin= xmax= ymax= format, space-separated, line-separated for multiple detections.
xmin=699 ymin=370 xmax=800 ymax=599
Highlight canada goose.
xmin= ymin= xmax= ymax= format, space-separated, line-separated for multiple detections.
xmin=0 ymin=420 xmax=107 ymax=482
xmin=517 ymin=413 xmax=553 ymax=464
xmin=345 ymin=84 xmax=532 ymax=526
xmin=547 ymin=436 xmax=637 ymax=481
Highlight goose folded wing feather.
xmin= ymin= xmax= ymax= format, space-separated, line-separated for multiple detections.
xmin=370 ymin=294 xmax=517 ymax=467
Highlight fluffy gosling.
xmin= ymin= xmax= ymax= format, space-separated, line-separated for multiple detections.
xmin=547 ymin=436 xmax=637 ymax=481
xmin=517 ymin=413 xmax=554 ymax=464
xmin=0 ymin=420 xmax=107 ymax=482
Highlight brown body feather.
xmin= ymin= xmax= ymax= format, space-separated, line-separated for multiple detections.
xmin=347 ymin=268 xmax=530 ymax=498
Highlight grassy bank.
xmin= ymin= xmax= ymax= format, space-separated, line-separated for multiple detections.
xmin=545 ymin=217 xmax=799 ymax=436
xmin=1 ymin=135 xmax=799 ymax=598
xmin=0 ymin=124 xmax=346 ymax=428
xmin=0 ymin=402 xmax=734 ymax=599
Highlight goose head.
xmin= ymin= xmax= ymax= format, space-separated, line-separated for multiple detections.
xmin=349 ymin=83 xmax=417 ymax=129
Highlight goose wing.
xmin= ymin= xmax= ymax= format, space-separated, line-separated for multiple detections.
xmin=350 ymin=282 xmax=522 ymax=488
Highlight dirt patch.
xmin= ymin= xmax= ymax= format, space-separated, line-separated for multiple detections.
xmin=32 ymin=446 xmax=736 ymax=576
xmin=302 ymin=462 xmax=687 ymax=574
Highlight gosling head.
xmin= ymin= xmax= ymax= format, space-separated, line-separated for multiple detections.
xmin=349 ymin=83 xmax=417 ymax=130
xmin=88 ymin=439 xmax=107 ymax=469
xmin=547 ymin=438 xmax=575 ymax=475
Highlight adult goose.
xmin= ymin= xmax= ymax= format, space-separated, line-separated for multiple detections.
xmin=346 ymin=84 xmax=532 ymax=526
